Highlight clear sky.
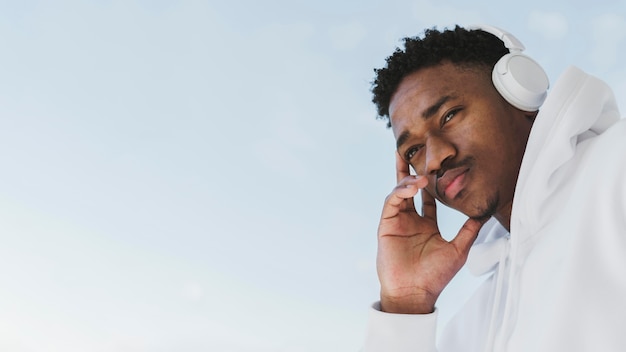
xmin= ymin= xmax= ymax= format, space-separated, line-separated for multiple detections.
xmin=1 ymin=1 xmax=625 ymax=351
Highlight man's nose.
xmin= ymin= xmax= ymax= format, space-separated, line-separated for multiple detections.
xmin=423 ymin=135 xmax=456 ymax=176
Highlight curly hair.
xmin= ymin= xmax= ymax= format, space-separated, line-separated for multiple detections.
xmin=371 ymin=25 xmax=509 ymax=127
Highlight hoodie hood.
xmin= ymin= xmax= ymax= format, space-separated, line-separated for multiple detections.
xmin=468 ymin=66 xmax=621 ymax=275
xmin=512 ymin=66 xmax=621 ymax=243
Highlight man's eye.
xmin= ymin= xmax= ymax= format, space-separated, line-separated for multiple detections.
xmin=442 ymin=109 xmax=460 ymax=125
xmin=405 ymin=145 xmax=423 ymax=160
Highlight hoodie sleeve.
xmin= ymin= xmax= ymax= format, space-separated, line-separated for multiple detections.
xmin=362 ymin=302 xmax=438 ymax=352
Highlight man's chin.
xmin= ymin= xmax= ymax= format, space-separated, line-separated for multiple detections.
xmin=450 ymin=194 xmax=499 ymax=221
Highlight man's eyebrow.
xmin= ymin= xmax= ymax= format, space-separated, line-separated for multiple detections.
xmin=422 ymin=95 xmax=455 ymax=120
xmin=396 ymin=95 xmax=457 ymax=151
xmin=396 ymin=130 xmax=412 ymax=151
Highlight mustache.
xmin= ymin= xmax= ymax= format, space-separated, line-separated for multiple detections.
xmin=436 ymin=156 xmax=475 ymax=179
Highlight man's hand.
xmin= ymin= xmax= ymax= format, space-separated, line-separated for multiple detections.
xmin=376 ymin=152 xmax=485 ymax=314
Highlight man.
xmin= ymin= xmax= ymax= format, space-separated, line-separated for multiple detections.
xmin=363 ymin=24 xmax=626 ymax=351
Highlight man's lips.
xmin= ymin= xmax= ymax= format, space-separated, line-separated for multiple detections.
xmin=436 ymin=167 xmax=469 ymax=200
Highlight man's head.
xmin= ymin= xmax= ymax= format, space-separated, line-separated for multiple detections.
xmin=373 ymin=25 xmax=539 ymax=223
xmin=372 ymin=25 xmax=509 ymax=125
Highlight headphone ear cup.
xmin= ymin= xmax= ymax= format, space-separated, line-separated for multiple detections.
xmin=492 ymin=52 xmax=550 ymax=111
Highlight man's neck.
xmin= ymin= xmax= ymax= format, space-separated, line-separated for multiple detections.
xmin=494 ymin=201 xmax=513 ymax=232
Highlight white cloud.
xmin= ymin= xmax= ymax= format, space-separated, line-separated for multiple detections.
xmin=528 ymin=11 xmax=569 ymax=40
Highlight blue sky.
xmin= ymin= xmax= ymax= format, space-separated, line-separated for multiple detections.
xmin=1 ymin=1 xmax=625 ymax=351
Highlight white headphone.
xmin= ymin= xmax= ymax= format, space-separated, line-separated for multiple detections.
xmin=469 ymin=24 xmax=549 ymax=111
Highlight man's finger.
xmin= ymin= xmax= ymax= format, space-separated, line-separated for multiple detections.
xmin=395 ymin=151 xmax=411 ymax=183
xmin=421 ymin=188 xmax=437 ymax=221
xmin=451 ymin=218 xmax=487 ymax=256
xmin=380 ymin=180 xmax=422 ymax=219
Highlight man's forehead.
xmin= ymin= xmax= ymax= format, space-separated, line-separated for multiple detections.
xmin=390 ymin=84 xmax=457 ymax=134
xmin=389 ymin=67 xmax=459 ymax=118
xmin=389 ymin=63 xmax=487 ymax=129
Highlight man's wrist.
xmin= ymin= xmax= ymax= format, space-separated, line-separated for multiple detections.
xmin=380 ymin=295 xmax=436 ymax=314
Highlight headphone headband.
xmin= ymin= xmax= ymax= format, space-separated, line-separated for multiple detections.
xmin=468 ymin=24 xmax=525 ymax=52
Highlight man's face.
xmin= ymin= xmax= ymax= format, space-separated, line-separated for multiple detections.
xmin=389 ymin=61 xmax=533 ymax=219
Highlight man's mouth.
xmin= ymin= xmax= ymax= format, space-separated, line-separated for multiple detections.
xmin=436 ymin=167 xmax=469 ymax=200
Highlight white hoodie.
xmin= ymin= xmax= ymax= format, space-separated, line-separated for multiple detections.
xmin=363 ymin=66 xmax=626 ymax=352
